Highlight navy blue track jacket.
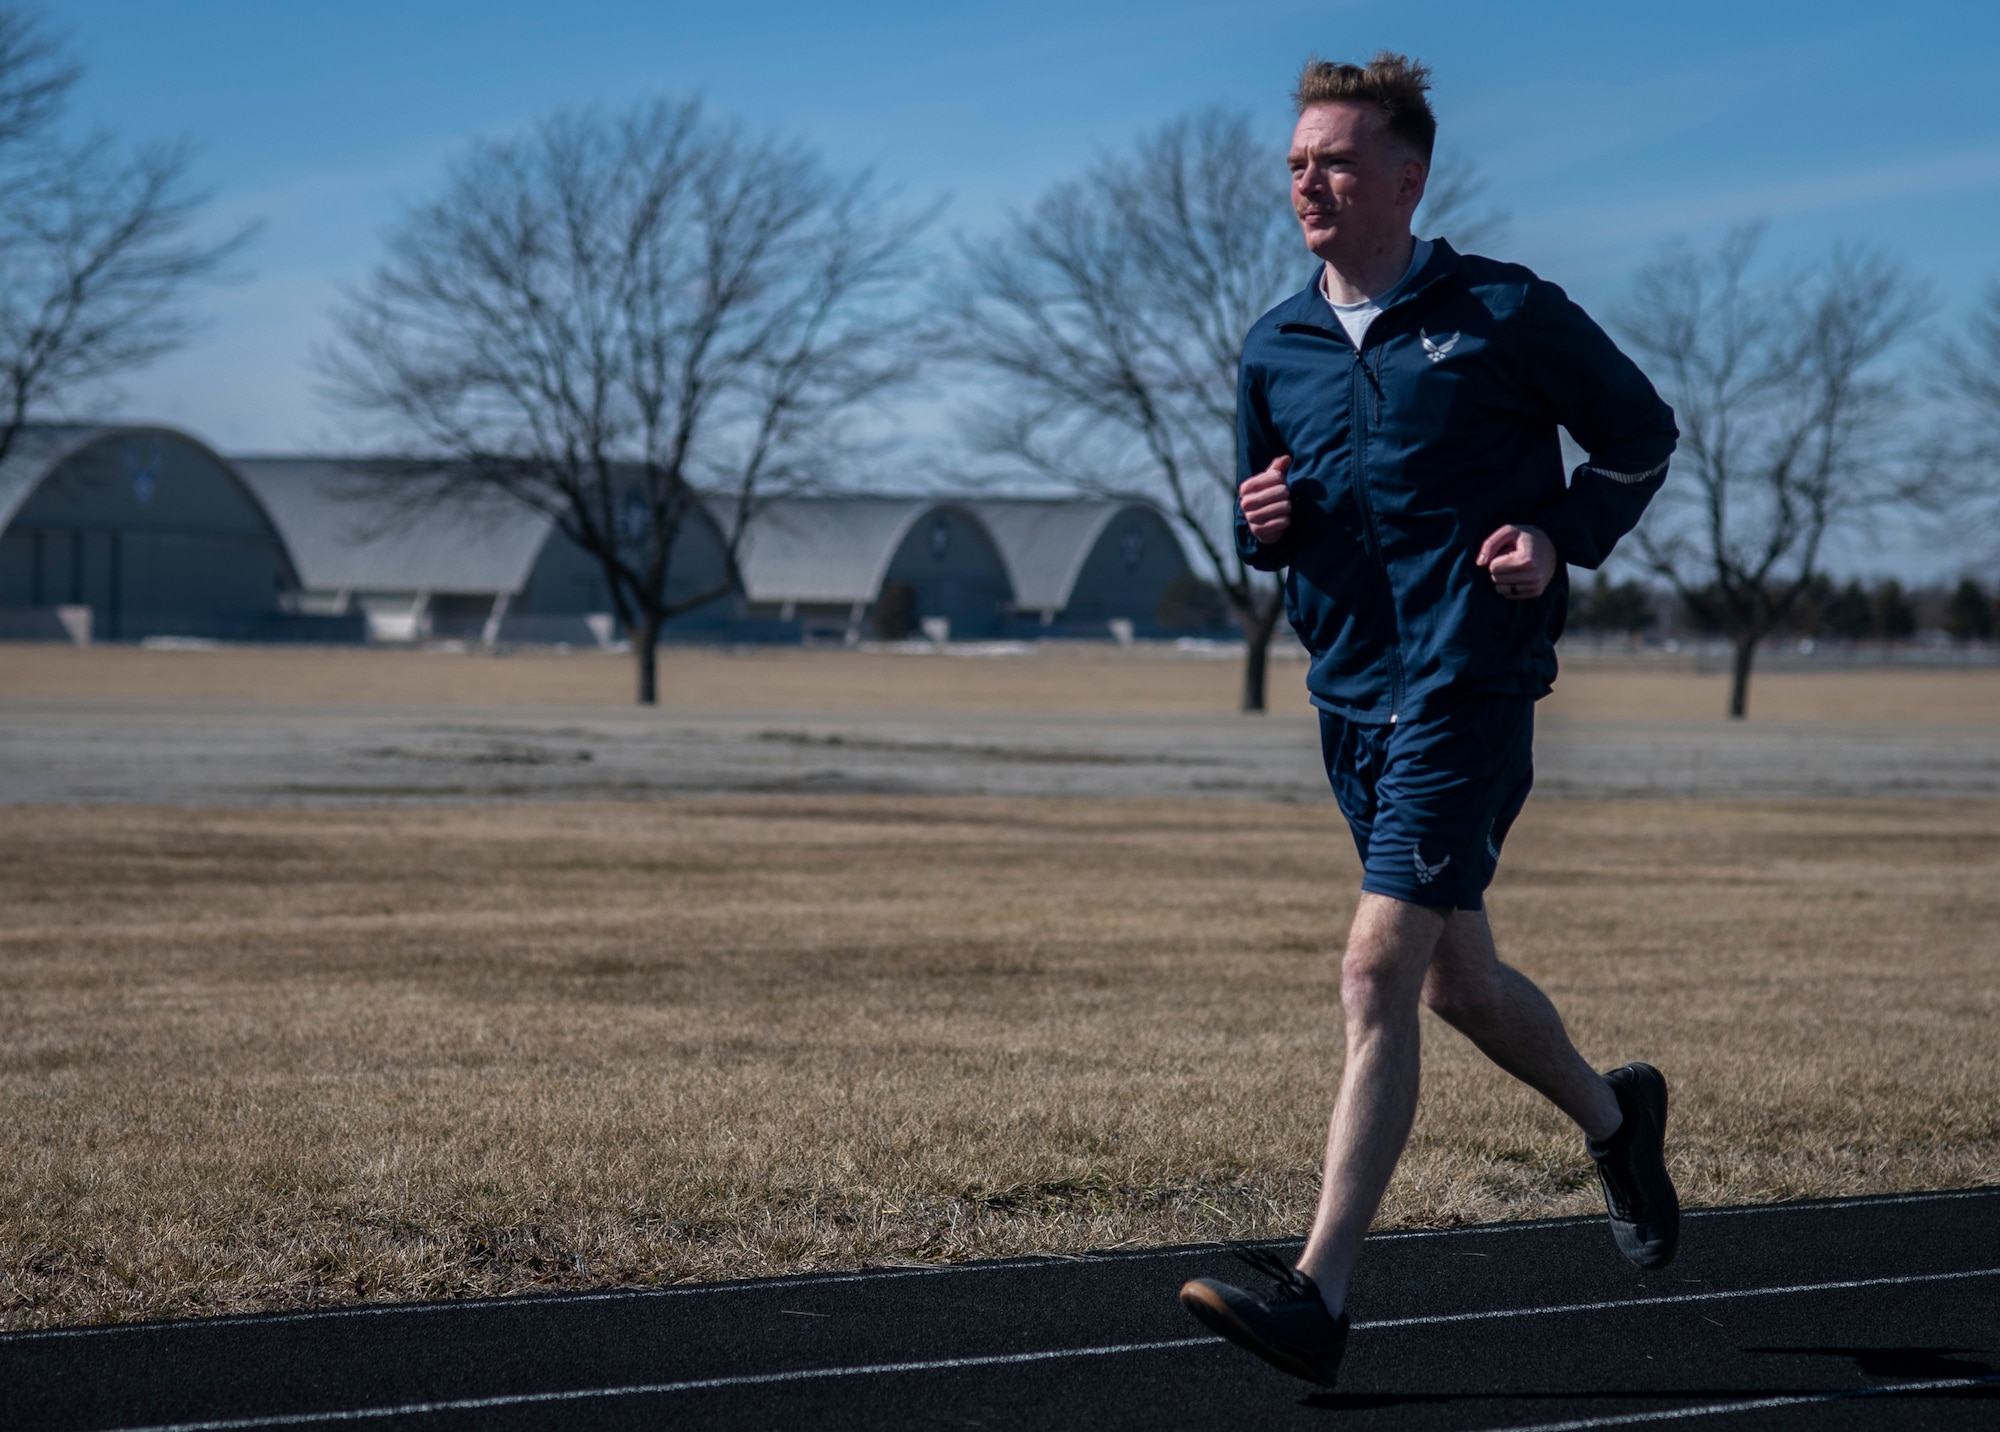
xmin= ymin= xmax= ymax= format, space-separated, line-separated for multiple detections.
xmin=1235 ymin=239 xmax=1677 ymax=724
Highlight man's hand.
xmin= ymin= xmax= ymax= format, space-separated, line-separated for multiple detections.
xmin=1240 ymin=455 xmax=1292 ymax=544
xmin=1476 ymin=523 xmax=1557 ymax=600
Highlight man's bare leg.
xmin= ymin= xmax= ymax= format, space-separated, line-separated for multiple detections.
xmin=1422 ymin=909 xmax=1620 ymax=1141
xmin=1424 ymin=909 xmax=1680 ymax=1266
xmin=1293 ymin=898 xmax=1625 ymax=1319
xmin=1294 ymin=893 xmax=1446 ymax=1317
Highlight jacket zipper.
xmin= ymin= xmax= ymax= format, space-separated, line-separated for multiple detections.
xmin=1346 ymin=339 xmax=1406 ymax=723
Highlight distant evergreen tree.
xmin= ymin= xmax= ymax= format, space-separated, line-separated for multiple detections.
xmin=1821 ymin=580 xmax=1873 ymax=640
xmin=1944 ymin=578 xmax=1994 ymax=641
xmin=1573 ymin=573 xmax=1657 ymax=635
xmin=1790 ymin=574 xmax=1836 ymax=635
xmin=1872 ymin=579 xmax=1916 ymax=640
xmin=1597 ymin=581 xmax=1658 ymax=635
xmin=1676 ymin=582 xmax=1730 ymax=636
xmin=1567 ymin=574 xmax=1596 ymax=630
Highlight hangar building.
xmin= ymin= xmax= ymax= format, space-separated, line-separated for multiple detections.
xmin=728 ymin=496 xmax=1204 ymax=644
xmin=967 ymin=498 xmax=1194 ymax=638
xmin=730 ymin=497 xmax=1016 ymax=643
xmin=235 ymin=459 xmax=736 ymax=645
xmin=0 ymin=425 xmax=353 ymax=643
xmin=0 ymin=424 xmax=1210 ymax=646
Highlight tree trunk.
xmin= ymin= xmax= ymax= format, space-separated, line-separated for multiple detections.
xmin=635 ymin=616 xmax=661 ymax=706
xmin=1240 ymin=627 xmax=1270 ymax=713
xmin=1727 ymin=631 xmax=1756 ymax=720
xmin=1237 ymin=583 xmax=1287 ymax=714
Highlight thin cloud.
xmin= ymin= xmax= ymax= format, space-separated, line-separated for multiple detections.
xmin=1563 ymin=144 xmax=2000 ymax=243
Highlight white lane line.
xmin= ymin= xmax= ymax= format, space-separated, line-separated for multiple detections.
xmin=1360 ymin=1264 xmax=2000 ymax=1330
xmin=0 ymin=1262 xmax=1061 ymax=1342
xmin=1679 ymin=1187 xmax=2000 ymax=1221
xmin=12 ymin=1185 xmax=1994 ymax=1343
xmin=94 ymin=1337 xmax=1223 ymax=1432
xmin=86 ymin=1266 xmax=2000 ymax=1432
xmin=1490 ymin=1373 xmax=2000 ymax=1431
xmin=1367 ymin=1185 xmax=2000 ymax=1242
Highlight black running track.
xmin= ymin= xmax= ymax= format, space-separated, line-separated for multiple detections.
xmin=5 ymin=1189 xmax=1996 ymax=1431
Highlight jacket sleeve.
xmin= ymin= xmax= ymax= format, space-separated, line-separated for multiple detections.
xmin=1519 ymin=280 xmax=1678 ymax=570
xmin=1234 ymin=352 xmax=1296 ymax=571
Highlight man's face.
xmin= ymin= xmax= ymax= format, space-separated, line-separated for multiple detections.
xmin=1288 ymin=102 xmax=1427 ymax=263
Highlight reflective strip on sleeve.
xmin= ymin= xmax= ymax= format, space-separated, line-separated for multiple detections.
xmin=1580 ymin=460 xmax=1669 ymax=486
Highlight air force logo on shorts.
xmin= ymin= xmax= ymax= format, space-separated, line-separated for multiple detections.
xmin=1318 ymin=694 xmax=1536 ymax=914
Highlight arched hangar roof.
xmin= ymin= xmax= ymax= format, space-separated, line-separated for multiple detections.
xmin=0 ymin=426 xmax=109 ymax=533
xmin=0 ymin=424 xmax=290 ymax=555
xmin=964 ymin=498 xmax=1178 ymax=613
xmin=723 ymin=496 xmax=1007 ymax=605
xmin=233 ymin=459 xmax=555 ymax=595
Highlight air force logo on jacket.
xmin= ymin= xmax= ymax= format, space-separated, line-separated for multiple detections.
xmin=1419 ymin=329 xmax=1460 ymax=363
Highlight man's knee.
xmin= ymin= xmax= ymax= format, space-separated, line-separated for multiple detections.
xmin=1340 ymin=946 xmax=1416 ymax=1016
xmin=1340 ymin=896 xmax=1446 ymax=1022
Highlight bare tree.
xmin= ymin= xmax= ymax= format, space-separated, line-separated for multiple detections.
xmin=0 ymin=8 xmax=72 ymax=146
xmin=1417 ymin=149 xmax=1509 ymax=252
xmin=945 ymin=109 xmax=1292 ymax=709
xmin=323 ymin=98 xmax=929 ymax=705
xmin=1619 ymin=226 xmax=1930 ymax=717
xmin=1949 ymin=281 xmax=2000 ymax=423
xmin=0 ymin=7 xmax=251 ymax=466
xmin=1933 ymin=280 xmax=2000 ymax=554
xmin=944 ymin=108 xmax=1501 ymax=712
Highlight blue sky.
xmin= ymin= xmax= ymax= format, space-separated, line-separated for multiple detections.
xmin=53 ymin=0 xmax=2000 ymax=573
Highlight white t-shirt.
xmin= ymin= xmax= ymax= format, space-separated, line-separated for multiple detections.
xmin=1323 ymin=238 xmax=1434 ymax=349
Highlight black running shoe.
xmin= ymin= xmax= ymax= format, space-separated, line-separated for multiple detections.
xmin=1589 ymin=1061 xmax=1680 ymax=1269
xmin=1178 ymin=1247 xmax=1349 ymax=1387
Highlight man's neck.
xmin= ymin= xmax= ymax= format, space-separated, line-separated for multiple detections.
xmin=1319 ymin=230 xmax=1418 ymax=306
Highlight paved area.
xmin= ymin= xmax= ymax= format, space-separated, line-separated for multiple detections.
xmin=4 ymin=1189 xmax=1994 ymax=1430
xmin=4 ymin=699 xmax=2000 ymax=804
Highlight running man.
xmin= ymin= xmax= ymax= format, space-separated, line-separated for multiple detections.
xmin=1178 ymin=53 xmax=1682 ymax=1389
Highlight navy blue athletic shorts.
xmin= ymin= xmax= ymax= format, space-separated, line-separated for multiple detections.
xmin=1317 ymin=694 xmax=1535 ymax=912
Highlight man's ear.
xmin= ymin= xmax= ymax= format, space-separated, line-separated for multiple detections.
xmin=1402 ymin=159 xmax=1428 ymax=213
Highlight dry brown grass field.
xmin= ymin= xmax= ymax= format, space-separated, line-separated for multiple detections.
xmin=5 ymin=639 xmax=2000 ymax=722
xmin=2 ymin=792 xmax=1996 ymax=1330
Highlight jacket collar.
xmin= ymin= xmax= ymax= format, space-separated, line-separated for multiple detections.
xmin=1273 ymin=237 xmax=1464 ymax=329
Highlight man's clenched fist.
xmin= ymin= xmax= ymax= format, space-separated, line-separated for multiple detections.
xmin=1240 ymin=455 xmax=1293 ymax=543
xmin=1476 ymin=523 xmax=1557 ymax=600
